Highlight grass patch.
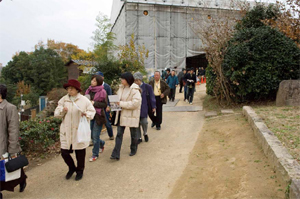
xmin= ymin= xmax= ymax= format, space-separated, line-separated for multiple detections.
xmin=253 ymin=106 xmax=300 ymax=163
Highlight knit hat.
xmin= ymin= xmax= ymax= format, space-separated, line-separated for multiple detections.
xmin=95 ymin=71 xmax=104 ymax=77
xmin=133 ymin=72 xmax=143 ymax=81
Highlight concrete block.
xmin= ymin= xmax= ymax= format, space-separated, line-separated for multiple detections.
xmin=205 ymin=111 xmax=218 ymax=118
xmin=163 ymin=106 xmax=202 ymax=112
xmin=290 ymin=179 xmax=300 ymax=199
xmin=243 ymin=106 xmax=300 ymax=198
xmin=221 ymin=109 xmax=234 ymax=114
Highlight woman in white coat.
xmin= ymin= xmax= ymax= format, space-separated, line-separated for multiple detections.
xmin=110 ymin=72 xmax=142 ymax=160
xmin=54 ymin=79 xmax=96 ymax=181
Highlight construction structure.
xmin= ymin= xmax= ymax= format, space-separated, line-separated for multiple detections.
xmin=110 ymin=0 xmax=269 ymax=74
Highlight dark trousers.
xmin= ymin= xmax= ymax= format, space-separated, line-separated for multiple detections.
xmin=168 ymin=88 xmax=176 ymax=101
xmin=105 ymin=111 xmax=114 ymax=138
xmin=111 ymin=126 xmax=138 ymax=158
xmin=149 ymin=96 xmax=163 ymax=127
xmin=187 ymin=87 xmax=195 ymax=103
xmin=179 ymin=81 xmax=183 ymax=93
xmin=0 ymin=168 xmax=27 ymax=192
xmin=61 ymin=146 xmax=86 ymax=174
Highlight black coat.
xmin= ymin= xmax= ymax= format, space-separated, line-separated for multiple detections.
xmin=186 ymin=73 xmax=197 ymax=88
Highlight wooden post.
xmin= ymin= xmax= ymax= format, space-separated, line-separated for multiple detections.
xmin=31 ymin=109 xmax=36 ymax=119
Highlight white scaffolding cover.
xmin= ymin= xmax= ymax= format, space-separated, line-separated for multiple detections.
xmin=110 ymin=0 xmax=271 ymax=72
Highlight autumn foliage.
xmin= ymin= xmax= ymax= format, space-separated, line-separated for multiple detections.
xmin=264 ymin=0 xmax=300 ymax=48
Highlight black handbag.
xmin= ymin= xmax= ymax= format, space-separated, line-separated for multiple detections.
xmin=110 ymin=111 xmax=121 ymax=126
xmin=5 ymin=154 xmax=29 ymax=173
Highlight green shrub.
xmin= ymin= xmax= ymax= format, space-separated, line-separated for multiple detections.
xmin=223 ymin=26 xmax=300 ymax=102
xmin=205 ymin=66 xmax=216 ymax=96
xmin=19 ymin=117 xmax=62 ymax=152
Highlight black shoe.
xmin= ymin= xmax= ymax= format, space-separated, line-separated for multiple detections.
xmin=75 ymin=173 xmax=83 ymax=181
xmin=151 ymin=123 xmax=155 ymax=128
xmin=138 ymin=138 xmax=142 ymax=144
xmin=19 ymin=180 xmax=27 ymax=192
xmin=129 ymin=152 xmax=136 ymax=156
xmin=144 ymin=135 xmax=149 ymax=142
xmin=110 ymin=156 xmax=120 ymax=161
xmin=156 ymin=126 xmax=161 ymax=130
xmin=65 ymin=170 xmax=75 ymax=180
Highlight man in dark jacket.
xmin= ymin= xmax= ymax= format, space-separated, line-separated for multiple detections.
xmin=149 ymin=71 xmax=170 ymax=130
xmin=164 ymin=68 xmax=171 ymax=81
xmin=186 ymin=68 xmax=197 ymax=104
xmin=166 ymin=70 xmax=179 ymax=101
xmin=95 ymin=71 xmax=114 ymax=140
xmin=177 ymin=69 xmax=186 ymax=93
xmin=133 ymin=72 xmax=156 ymax=142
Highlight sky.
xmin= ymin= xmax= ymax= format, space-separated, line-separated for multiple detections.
xmin=0 ymin=0 xmax=113 ymax=66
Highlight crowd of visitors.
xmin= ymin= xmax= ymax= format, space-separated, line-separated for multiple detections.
xmin=0 ymin=66 xmax=205 ymax=198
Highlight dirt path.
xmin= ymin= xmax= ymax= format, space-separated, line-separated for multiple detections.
xmin=3 ymin=85 xmax=206 ymax=199
xmin=169 ymin=113 xmax=285 ymax=198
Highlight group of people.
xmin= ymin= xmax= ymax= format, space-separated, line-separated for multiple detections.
xmin=53 ymin=70 xmax=173 ymax=181
xmin=0 ymin=66 xmax=203 ymax=197
xmin=161 ymin=67 xmax=201 ymax=105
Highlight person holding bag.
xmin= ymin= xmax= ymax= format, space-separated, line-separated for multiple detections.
xmin=110 ymin=72 xmax=142 ymax=160
xmin=54 ymin=79 xmax=96 ymax=181
xmin=0 ymin=84 xmax=27 ymax=198
xmin=85 ymin=75 xmax=107 ymax=162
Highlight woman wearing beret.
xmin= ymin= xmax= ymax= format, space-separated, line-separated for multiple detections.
xmin=54 ymin=79 xmax=96 ymax=181
xmin=110 ymin=72 xmax=142 ymax=160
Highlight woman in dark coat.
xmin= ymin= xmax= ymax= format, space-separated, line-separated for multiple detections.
xmin=0 ymin=84 xmax=27 ymax=198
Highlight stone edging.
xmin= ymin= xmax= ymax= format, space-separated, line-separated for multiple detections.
xmin=242 ymin=106 xmax=300 ymax=199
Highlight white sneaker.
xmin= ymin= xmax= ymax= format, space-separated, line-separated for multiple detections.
xmin=89 ymin=156 xmax=98 ymax=162
xmin=99 ymin=147 xmax=105 ymax=153
xmin=190 ymin=102 xmax=193 ymax=105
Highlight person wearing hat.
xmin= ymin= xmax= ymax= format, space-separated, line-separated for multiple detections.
xmin=110 ymin=72 xmax=142 ymax=160
xmin=185 ymin=68 xmax=197 ymax=104
xmin=133 ymin=72 xmax=156 ymax=143
xmin=54 ymin=79 xmax=96 ymax=181
xmin=95 ymin=71 xmax=114 ymax=140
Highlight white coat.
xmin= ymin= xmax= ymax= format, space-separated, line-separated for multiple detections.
xmin=115 ymin=83 xmax=141 ymax=128
xmin=54 ymin=94 xmax=96 ymax=150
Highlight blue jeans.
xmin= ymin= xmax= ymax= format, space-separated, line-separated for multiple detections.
xmin=105 ymin=111 xmax=114 ymax=138
xmin=184 ymin=85 xmax=188 ymax=100
xmin=90 ymin=119 xmax=105 ymax=157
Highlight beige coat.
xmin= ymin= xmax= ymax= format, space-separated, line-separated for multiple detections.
xmin=0 ymin=100 xmax=21 ymax=156
xmin=115 ymin=83 xmax=141 ymax=128
xmin=54 ymin=94 xmax=96 ymax=150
